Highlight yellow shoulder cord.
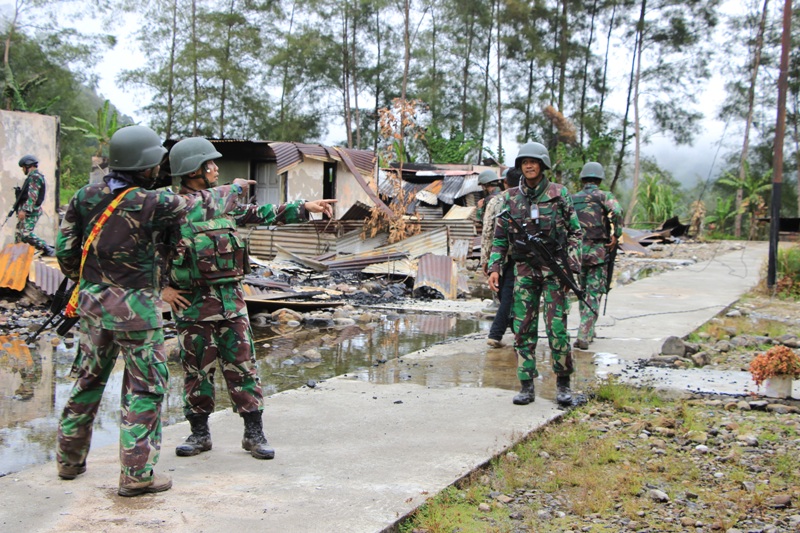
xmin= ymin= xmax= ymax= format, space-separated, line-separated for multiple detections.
xmin=64 ymin=188 xmax=135 ymax=318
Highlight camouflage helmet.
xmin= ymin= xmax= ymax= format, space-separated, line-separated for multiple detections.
xmin=109 ymin=126 xmax=167 ymax=171
xmin=514 ymin=142 xmax=551 ymax=170
xmin=169 ymin=137 xmax=223 ymax=177
xmin=580 ymin=161 xmax=605 ymax=180
xmin=18 ymin=155 xmax=38 ymax=167
xmin=478 ymin=169 xmax=501 ymax=185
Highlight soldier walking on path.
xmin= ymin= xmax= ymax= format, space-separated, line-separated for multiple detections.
xmin=15 ymin=155 xmax=54 ymax=256
xmin=571 ymin=162 xmax=623 ymax=350
xmin=162 ymin=137 xmax=335 ymax=461
xmin=487 ymin=142 xmax=582 ymax=406
xmin=55 ymin=126 xmax=254 ymax=497
xmin=481 ymin=168 xmax=521 ymax=348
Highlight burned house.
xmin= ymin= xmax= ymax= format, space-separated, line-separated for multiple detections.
xmin=165 ymin=139 xmax=378 ymax=221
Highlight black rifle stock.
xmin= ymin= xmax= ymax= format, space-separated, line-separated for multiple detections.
xmin=603 ymin=241 xmax=618 ymax=315
xmin=26 ymin=277 xmax=79 ymax=343
xmin=1 ymin=182 xmax=30 ymax=229
xmin=497 ymin=210 xmax=596 ymax=316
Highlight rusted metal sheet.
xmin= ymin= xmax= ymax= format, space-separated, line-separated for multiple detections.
xmin=416 ymin=180 xmax=443 ymax=206
xmin=274 ymin=244 xmax=329 ymax=272
xmin=339 ymin=201 xmax=373 ymax=221
xmin=413 ymin=254 xmax=458 ymax=300
xmin=0 ymin=243 xmax=35 ymax=291
xmin=30 ymin=257 xmax=67 ymax=296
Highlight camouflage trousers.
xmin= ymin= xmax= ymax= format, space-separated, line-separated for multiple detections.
xmin=176 ymin=314 xmax=263 ymax=418
xmin=15 ymin=208 xmax=48 ymax=251
xmin=512 ymin=275 xmax=574 ymax=381
xmin=57 ymin=324 xmax=168 ymax=487
xmin=577 ymin=263 xmax=607 ymax=343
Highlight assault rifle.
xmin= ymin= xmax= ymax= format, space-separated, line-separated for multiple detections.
xmin=1 ymin=181 xmax=30 ymax=229
xmin=496 ymin=210 xmax=596 ymax=316
xmin=26 ymin=277 xmax=80 ymax=343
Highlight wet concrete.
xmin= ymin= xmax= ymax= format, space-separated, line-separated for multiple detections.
xmin=0 ymin=241 xmax=782 ymax=533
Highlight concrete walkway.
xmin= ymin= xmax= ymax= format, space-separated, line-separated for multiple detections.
xmin=0 ymin=241 xmax=777 ymax=533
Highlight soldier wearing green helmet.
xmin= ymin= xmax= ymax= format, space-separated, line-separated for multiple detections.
xmin=571 ymin=162 xmax=623 ymax=350
xmin=486 ymin=141 xmax=582 ymax=407
xmin=162 ymin=137 xmax=335 ymax=462
xmin=475 ymin=169 xmax=503 ymax=233
xmin=55 ymin=125 xmax=255 ymax=497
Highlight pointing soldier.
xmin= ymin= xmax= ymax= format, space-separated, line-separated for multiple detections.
xmin=55 ymin=126 xmax=254 ymax=496
xmin=571 ymin=162 xmax=623 ymax=350
xmin=162 ymin=137 xmax=335 ymax=461
xmin=487 ymin=142 xmax=582 ymax=406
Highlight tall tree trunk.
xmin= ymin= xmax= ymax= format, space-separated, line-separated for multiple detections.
xmin=342 ymin=5 xmax=353 ymax=148
xmin=794 ymin=93 xmax=800 ymax=217
xmin=401 ymin=0 xmax=411 ymax=165
xmin=495 ymin=0 xmax=503 ymax=163
xmin=557 ymin=0 xmax=568 ymax=112
xmin=352 ymin=11 xmax=361 ymax=148
xmin=219 ymin=0 xmax=236 ymax=139
xmin=524 ymin=57 xmax=534 ymax=141
xmin=4 ymin=3 xmax=19 ymax=110
xmin=192 ymin=0 xmax=199 ymax=135
xmin=373 ymin=7 xmax=381 ymax=153
xmin=165 ymin=0 xmax=178 ymax=139
xmin=430 ymin=11 xmax=437 ymax=116
xmin=598 ymin=4 xmax=615 ymax=119
xmin=478 ymin=0 xmax=495 ymax=163
xmin=279 ymin=2 xmax=297 ymax=130
xmin=610 ymin=4 xmax=640 ymax=194
xmin=460 ymin=10 xmax=476 ymax=133
xmin=625 ymin=0 xmax=646 ymax=226
xmin=735 ymin=0 xmax=769 ymax=238
xmin=579 ymin=0 xmax=598 ymax=152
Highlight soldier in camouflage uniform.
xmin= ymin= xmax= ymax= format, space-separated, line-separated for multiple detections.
xmin=571 ymin=162 xmax=623 ymax=350
xmin=487 ymin=142 xmax=582 ymax=406
xmin=15 ymin=155 xmax=54 ymax=256
xmin=55 ymin=126 xmax=253 ymax=497
xmin=161 ymin=137 xmax=335 ymax=460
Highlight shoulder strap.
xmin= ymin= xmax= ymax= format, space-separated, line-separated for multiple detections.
xmin=64 ymin=187 xmax=136 ymax=317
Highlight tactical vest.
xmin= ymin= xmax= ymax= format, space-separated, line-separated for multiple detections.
xmin=572 ymin=188 xmax=609 ymax=241
xmin=18 ymin=171 xmax=46 ymax=208
xmin=170 ymin=216 xmax=246 ymax=288
xmin=508 ymin=184 xmax=564 ymax=266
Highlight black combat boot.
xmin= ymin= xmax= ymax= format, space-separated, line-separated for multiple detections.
xmin=241 ymin=411 xmax=275 ymax=460
xmin=556 ymin=375 xmax=573 ymax=406
xmin=175 ymin=413 xmax=212 ymax=457
xmin=512 ymin=379 xmax=535 ymax=405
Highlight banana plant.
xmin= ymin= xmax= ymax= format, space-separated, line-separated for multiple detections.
xmin=63 ymin=100 xmax=130 ymax=157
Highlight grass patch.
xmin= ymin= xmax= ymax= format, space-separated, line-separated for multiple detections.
xmin=399 ymin=383 xmax=800 ymax=533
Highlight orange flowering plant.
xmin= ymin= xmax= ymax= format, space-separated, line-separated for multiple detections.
xmin=749 ymin=345 xmax=800 ymax=387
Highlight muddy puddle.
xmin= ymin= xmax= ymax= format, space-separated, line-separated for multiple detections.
xmin=0 ymin=309 xmax=603 ymax=476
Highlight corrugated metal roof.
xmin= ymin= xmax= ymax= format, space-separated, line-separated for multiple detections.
xmin=455 ymin=175 xmax=482 ymax=198
xmin=31 ymin=257 xmax=68 ymax=296
xmin=413 ymin=254 xmax=458 ymax=299
xmin=0 ymin=243 xmax=35 ymax=291
xmin=270 ymin=142 xmax=302 ymax=175
xmin=267 ymin=142 xmax=375 ymax=177
xmin=438 ymin=175 xmax=465 ymax=204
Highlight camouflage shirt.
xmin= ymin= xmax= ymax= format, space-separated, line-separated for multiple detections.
xmin=56 ymin=181 xmax=246 ymax=331
xmin=20 ymin=169 xmax=46 ymax=212
xmin=480 ymin=188 xmax=516 ymax=268
xmin=488 ymin=177 xmax=582 ymax=279
xmin=572 ymin=183 xmax=623 ymax=267
xmin=169 ymin=186 xmax=307 ymax=322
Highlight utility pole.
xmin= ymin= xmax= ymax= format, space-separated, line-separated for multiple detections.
xmin=768 ymin=0 xmax=792 ymax=289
